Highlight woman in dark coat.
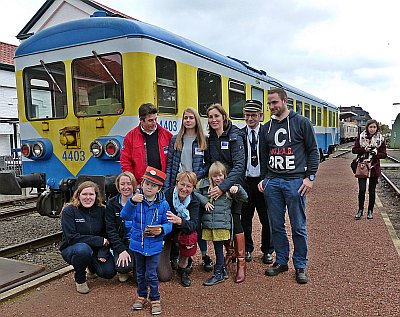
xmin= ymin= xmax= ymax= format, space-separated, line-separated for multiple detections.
xmin=158 ymin=171 xmax=200 ymax=287
xmin=352 ymin=119 xmax=387 ymax=220
xmin=205 ymin=103 xmax=247 ymax=283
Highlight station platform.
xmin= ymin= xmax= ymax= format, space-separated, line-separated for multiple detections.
xmin=0 ymin=258 xmax=44 ymax=289
xmin=1 ymin=154 xmax=399 ymax=316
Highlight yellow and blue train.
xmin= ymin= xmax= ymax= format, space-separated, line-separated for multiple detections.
xmin=0 ymin=12 xmax=339 ymax=216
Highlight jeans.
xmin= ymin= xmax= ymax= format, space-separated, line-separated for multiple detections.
xmin=61 ymin=243 xmax=116 ymax=284
xmin=134 ymin=252 xmax=160 ymax=301
xmin=264 ymin=177 xmax=308 ymax=269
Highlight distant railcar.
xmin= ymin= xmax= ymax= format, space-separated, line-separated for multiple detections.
xmin=0 ymin=12 xmax=339 ymax=216
xmin=340 ymin=121 xmax=358 ymax=143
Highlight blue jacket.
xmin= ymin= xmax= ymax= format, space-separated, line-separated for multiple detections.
xmin=164 ymin=135 xmax=207 ymax=189
xmin=120 ymin=190 xmax=172 ymax=256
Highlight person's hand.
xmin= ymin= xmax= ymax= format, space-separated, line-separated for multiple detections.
xmin=103 ymin=238 xmax=109 ymax=246
xmin=258 ymin=180 xmax=265 ymax=192
xmin=131 ymin=189 xmax=143 ymax=203
xmin=116 ymin=250 xmax=131 ymax=267
xmin=166 ymin=211 xmax=182 ymax=225
xmin=298 ymin=178 xmax=313 ymax=197
xmin=209 ymin=186 xmax=223 ymax=200
xmin=229 ymin=185 xmax=238 ymax=194
xmin=205 ymin=202 xmax=214 ymax=212
xmin=147 ymin=226 xmax=163 ymax=236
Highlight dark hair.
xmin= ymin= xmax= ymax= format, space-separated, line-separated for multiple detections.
xmin=139 ymin=103 xmax=158 ymax=120
xmin=365 ymin=119 xmax=380 ymax=135
xmin=206 ymin=103 xmax=230 ymax=131
xmin=268 ymin=88 xmax=287 ymax=101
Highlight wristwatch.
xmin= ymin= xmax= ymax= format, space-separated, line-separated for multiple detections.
xmin=308 ymin=175 xmax=315 ymax=181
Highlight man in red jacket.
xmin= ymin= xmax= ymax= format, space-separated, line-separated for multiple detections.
xmin=120 ymin=103 xmax=172 ymax=184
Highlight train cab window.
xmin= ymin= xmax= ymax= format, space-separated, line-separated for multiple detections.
xmin=287 ymin=98 xmax=294 ymax=111
xmin=296 ymin=100 xmax=303 ymax=115
xmin=311 ymin=105 xmax=316 ymax=124
xmin=24 ymin=61 xmax=67 ymax=120
xmin=304 ymin=103 xmax=310 ymax=120
xmin=72 ymin=52 xmax=123 ymax=117
xmin=229 ymin=80 xmax=246 ymax=119
xmin=198 ymin=70 xmax=221 ymax=116
xmin=317 ymin=107 xmax=322 ymax=126
xmin=156 ymin=57 xmax=177 ymax=114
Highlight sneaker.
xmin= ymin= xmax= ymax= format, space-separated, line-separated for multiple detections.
xmin=86 ymin=268 xmax=97 ymax=279
xmin=131 ymin=296 xmax=147 ymax=311
xmin=202 ymin=255 xmax=213 ymax=272
xmin=75 ymin=282 xmax=90 ymax=294
xmin=295 ymin=268 xmax=308 ymax=284
xmin=151 ymin=300 xmax=162 ymax=315
xmin=118 ymin=273 xmax=129 ymax=282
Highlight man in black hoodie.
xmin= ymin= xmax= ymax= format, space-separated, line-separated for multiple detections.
xmin=258 ymin=88 xmax=319 ymax=284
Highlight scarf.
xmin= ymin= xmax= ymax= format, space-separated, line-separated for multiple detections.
xmin=359 ymin=130 xmax=384 ymax=149
xmin=172 ymin=187 xmax=191 ymax=220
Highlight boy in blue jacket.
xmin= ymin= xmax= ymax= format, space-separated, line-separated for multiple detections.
xmin=121 ymin=166 xmax=172 ymax=315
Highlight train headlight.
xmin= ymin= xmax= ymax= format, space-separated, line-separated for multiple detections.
xmin=90 ymin=140 xmax=103 ymax=157
xmin=21 ymin=143 xmax=31 ymax=157
xmin=32 ymin=142 xmax=45 ymax=158
xmin=104 ymin=140 xmax=119 ymax=158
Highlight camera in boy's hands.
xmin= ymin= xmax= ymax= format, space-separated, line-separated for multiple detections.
xmin=144 ymin=225 xmax=162 ymax=237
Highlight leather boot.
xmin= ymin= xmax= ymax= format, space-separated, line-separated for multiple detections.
xmin=177 ymin=267 xmax=191 ymax=287
xmin=234 ymin=233 xmax=246 ymax=283
xmin=355 ymin=210 xmax=363 ymax=220
xmin=367 ymin=210 xmax=373 ymax=219
xmin=224 ymin=240 xmax=236 ymax=266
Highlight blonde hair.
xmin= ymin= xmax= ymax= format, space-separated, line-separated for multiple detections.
xmin=67 ymin=181 xmax=104 ymax=208
xmin=115 ymin=171 xmax=137 ymax=192
xmin=208 ymin=161 xmax=227 ymax=189
xmin=174 ymin=107 xmax=207 ymax=151
xmin=176 ymin=171 xmax=197 ymax=187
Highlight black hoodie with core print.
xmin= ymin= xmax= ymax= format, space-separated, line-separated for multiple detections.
xmin=260 ymin=110 xmax=319 ymax=179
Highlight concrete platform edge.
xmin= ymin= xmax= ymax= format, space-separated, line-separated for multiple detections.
xmin=0 ymin=265 xmax=73 ymax=302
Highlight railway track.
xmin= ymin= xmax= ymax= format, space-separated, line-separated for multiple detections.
xmin=0 ymin=196 xmax=38 ymax=219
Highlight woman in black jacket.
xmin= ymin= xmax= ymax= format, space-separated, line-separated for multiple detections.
xmin=158 ymin=171 xmax=200 ymax=287
xmin=105 ymin=171 xmax=137 ymax=282
xmin=60 ymin=181 xmax=116 ymax=294
xmin=205 ymin=103 xmax=247 ymax=283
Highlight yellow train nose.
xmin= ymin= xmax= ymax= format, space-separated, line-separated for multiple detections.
xmin=59 ymin=133 xmax=76 ymax=146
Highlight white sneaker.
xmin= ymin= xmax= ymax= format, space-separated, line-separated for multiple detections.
xmin=118 ymin=273 xmax=129 ymax=282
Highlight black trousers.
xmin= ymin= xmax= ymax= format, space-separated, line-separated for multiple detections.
xmin=358 ymin=177 xmax=378 ymax=211
xmin=241 ymin=176 xmax=273 ymax=254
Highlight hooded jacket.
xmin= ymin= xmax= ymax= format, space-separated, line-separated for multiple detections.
xmin=120 ymin=190 xmax=172 ymax=256
xmin=260 ymin=110 xmax=319 ymax=179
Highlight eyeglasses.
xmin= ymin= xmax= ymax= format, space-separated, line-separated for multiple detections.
xmin=244 ymin=113 xmax=259 ymax=118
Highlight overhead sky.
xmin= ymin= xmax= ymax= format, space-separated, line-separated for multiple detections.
xmin=1 ymin=0 xmax=400 ymax=126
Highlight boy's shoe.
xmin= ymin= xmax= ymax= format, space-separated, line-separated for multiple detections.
xmin=86 ymin=268 xmax=97 ymax=279
xmin=75 ymin=282 xmax=90 ymax=294
xmin=118 ymin=273 xmax=129 ymax=282
xmin=131 ymin=296 xmax=147 ymax=310
xmin=151 ymin=300 xmax=162 ymax=315
xmin=202 ymin=255 xmax=213 ymax=272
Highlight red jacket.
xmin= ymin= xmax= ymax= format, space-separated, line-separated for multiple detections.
xmin=120 ymin=124 xmax=172 ymax=183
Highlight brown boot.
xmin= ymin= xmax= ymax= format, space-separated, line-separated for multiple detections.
xmin=234 ymin=233 xmax=246 ymax=283
xmin=224 ymin=240 xmax=236 ymax=266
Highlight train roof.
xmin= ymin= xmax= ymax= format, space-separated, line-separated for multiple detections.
xmin=15 ymin=12 xmax=337 ymax=109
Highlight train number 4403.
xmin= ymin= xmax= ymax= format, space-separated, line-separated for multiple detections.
xmin=62 ymin=150 xmax=86 ymax=161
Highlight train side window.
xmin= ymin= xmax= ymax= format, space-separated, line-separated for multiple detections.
xmin=296 ymin=100 xmax=303 ymax=115
xmin=287 ymin=98 xmax=294 ymax=111
xmin=251 ymin=86 xmax=265 ymax=120
xmin=317 ymin=107 xmax=322 ymax=126
xmin=156 ymin=56 xmax=177 ymax=114
xmin=23 ymin=61 xmax=67 ymax=120
xmin=304 ymin=103 xmax=310 ymax=120
xmin=229 ymin=80 xmax=246 ymax=119
xmin=72 ymin=52 xmax=123 ymax=117
xmin=311 ymin=105 xmax=316 ymax=124
xmin=198 ymin=70 xmax=221 ymax=116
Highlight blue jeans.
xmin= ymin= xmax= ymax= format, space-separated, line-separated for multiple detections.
xmin=134 ymin=252 xmax=160 ymax=301
xmin=264 ymin=177 xmax=308 ymax=269
xmin=61 ymin=243 xmax=116 ymax=284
